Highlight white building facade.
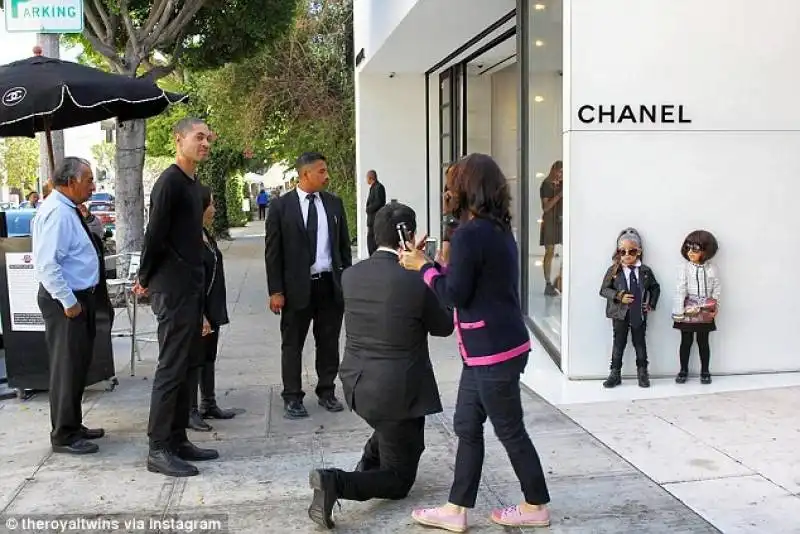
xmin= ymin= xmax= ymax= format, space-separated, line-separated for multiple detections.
xmin=353 ymin=0 xmax=800 ymax=382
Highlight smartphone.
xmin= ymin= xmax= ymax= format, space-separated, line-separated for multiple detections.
xmin=396 ymin=222 xmax=411 ymax=251
xmin=424 ymin=237 xmax=437 ymax=259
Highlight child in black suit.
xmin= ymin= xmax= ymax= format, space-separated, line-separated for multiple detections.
xmin=599 ymin=228 xmax=661 ymax=388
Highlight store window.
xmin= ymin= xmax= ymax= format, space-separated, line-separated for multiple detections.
xmin=524 ymin=0 xmax=564 ymax=348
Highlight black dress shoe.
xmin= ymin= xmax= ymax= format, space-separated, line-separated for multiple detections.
xmin=147 ymin=449 xmax=199 ymax=477
xmin=188 ymin=410 xmax=213 ymax=432
xmin=52 ymin=438 xmax=99 ymax=455
xmin=175 ymin=441 xmax=219 ymax=461
xmin=308 ymin=469 xmax=339 ymax=529
xmin=201 ymin=405 xmax=236 ymax=420
xmin=285 ymin=400 xmax=309 ymax=419
xmin=318 ymin=396 xmax=344 ymax=412
xmin=81 ymin=426 xmax=105 ymax=440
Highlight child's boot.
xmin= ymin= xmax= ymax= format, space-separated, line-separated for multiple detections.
xmin=603 ymin=368 xmax=621 ymax=388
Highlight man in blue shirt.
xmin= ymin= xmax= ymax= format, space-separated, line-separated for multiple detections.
xmin=33 ymin=157 xmax=105 ymax=455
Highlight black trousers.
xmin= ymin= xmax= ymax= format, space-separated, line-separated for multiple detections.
xmin=258 ymin=205 xmax=266 ymax=220
xmin=189 ymin=330 xmax=220 ymax=412
xmin=334 ymin=417 xmax=425 ymax=501
xmin=611 ymin=318 xmax=648 ymax=370
xmin=147 ymin=291 xmax=203 ymax=450
xmin=38 ymin=285 xmax=97 ymax=446
xmin=279 ymin=275 xmax=343 ymax=403
xmin=366 ymin=225 xmax=377 ymax=256
xmin=449 ymin=354 xmax=550 ymax=508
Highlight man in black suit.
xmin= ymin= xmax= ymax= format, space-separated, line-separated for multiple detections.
xmin=307 ymin=202 xmax=454 ymax=530
xmin=365 ymin=170 xmax=386 ymax=256
xmin=265 ymin=152 xmax=352 ymax=419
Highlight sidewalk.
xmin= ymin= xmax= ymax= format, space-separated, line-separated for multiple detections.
xmin=0 ymin=222 xmax=716 ymax=533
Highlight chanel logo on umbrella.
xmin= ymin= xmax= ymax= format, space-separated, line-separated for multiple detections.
xmin=2 ymin=87 xmax=27 ymax=106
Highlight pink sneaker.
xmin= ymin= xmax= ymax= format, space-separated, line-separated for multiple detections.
xmin=490 ymin=504 xmax=550 ymax=527
xmin=411 ymin=507 xmax=468 ymax=533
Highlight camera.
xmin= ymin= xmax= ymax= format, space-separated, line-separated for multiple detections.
xmin=396 ymin=222 xmax=412 ymax=251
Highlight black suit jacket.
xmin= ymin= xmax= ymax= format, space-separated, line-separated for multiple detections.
xmin=338 ymin=251 xmax=454 ymax=421
xmin=265 ymin=189 xmax=352 ymax=311
xmin=365 ymin=181 xmax=386 ymax=227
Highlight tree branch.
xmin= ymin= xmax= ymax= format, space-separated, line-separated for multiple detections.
xmin=142 ymin=0 xmax=178 ymax=49
xmin=82 ymin=27 xmax=122 ymax=69
xmin=140 ymin=0 xmax=169 ymax=42
xmin=155 ymin=0 xmax=206 ymax=48
xmin=83 ymin=2 xmax=108 ymax=43
xmin=91 ymin=0 xmax=113 ymax=40
xmin=142 ymin=40 xmax=184 ymax=81
xmin=119 ymin=0 xmax=140 ymax=55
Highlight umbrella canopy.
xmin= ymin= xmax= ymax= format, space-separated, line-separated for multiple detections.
xmin=0 ymin=53 xmax=188 ymax=138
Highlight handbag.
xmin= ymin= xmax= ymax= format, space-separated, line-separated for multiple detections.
xmin=680 ymin=295 xmax=717 ymax=323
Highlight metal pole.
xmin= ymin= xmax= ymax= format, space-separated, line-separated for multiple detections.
xmin=35 ymin=35 xmax=64 ymax=194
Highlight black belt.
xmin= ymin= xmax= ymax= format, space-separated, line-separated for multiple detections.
xmin=74 ymin=286 xmax=98 ymax=295
xmin=310 ymin=271 xmax=333 ymax=281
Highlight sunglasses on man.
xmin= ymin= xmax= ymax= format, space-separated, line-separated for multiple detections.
xmin=618 ymin=248 xmax=640 ymax=256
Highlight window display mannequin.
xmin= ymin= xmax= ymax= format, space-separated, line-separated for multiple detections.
xmin=599 ymin=228 xmax=660 ymax=388
xmin=539 ymin=160 xmax=562 ymax=295
xmin=672 ymin=230 xmax=720 ymax=384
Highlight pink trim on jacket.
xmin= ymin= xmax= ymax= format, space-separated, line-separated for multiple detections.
xmin=453 ymin=310 xmax=528 ymax=367
xmin=423 ymin=266 xmax=442 ymax=287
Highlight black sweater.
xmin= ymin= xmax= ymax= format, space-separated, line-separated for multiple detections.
xmin=139 ymin=164 xmax=205 ymax=294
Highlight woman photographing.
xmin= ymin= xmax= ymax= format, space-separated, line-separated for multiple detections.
xmin=399 ymin=153 xmax=552 ymax=531
xmin=188 ymin=185 xmax=236 ymax=432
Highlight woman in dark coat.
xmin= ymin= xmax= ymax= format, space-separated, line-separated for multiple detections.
xmin=188 ymin=185 xmax=236 ymax=431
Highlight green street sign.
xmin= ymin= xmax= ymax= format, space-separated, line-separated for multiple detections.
xmin=4 ymin=0 xmax=84 ymax=33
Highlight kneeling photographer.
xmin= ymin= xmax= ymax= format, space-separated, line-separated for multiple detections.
xmin=307 ymin=202 xmax=454 ymax=529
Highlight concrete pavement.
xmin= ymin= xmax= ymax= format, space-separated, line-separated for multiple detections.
xmin=0 ymin=222 xmax=718 ymax=533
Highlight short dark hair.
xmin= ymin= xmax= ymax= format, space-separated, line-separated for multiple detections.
xmin=295 ymin=152 xmax=326 ymax=172
xmin=367 ymin=169 xmax=377 ymax=180
xmin=199 ymin=184 xmax=212 ymax=211
xmin=374 ymin=201 xmax=416 ymax=249
xmin=681 ymin=230 xmax=719 ymax=262
xmin=447 ymin=153 xmax=512 ymax=231
xmin=51 ymin=157 xmax=91 ymax=187
xmin=173 ymin=117 xmax=206 ymax=136
xmin=26 ymin=191 xmax=38 ymax=200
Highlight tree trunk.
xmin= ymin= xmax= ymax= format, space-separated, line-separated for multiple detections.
xmin=115 ymin=119 xmax=147 ymax=262
xmin=36 ymin=34 xmax=63 ymax=191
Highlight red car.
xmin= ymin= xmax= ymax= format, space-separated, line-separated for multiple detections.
xmin=88 ymin=201 xmax=116 ymax=231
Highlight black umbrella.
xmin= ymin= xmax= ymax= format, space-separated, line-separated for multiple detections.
xmin=0 ymin=47 xmax=188 ymax=174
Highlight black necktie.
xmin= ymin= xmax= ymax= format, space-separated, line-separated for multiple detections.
xmin=306 ymin=193 xmax=318 ymax=264
xmin=629 ymin=268 xmax=643 ymax=326
xmin=75 ymin=208 xmax=101 ymax=273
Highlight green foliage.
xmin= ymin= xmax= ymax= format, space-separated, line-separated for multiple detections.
xmin=226 ymin=173 xmax=248 ymax=228
xmin=198 ymin=145 xmax=248 ymax=236
xmin=0 ymin=138 xmax=39 ymax=192
xmin=90 ymin=142 xmax=116 ymax=176
xmin=192 ymin=0 xmax=356 ymax=238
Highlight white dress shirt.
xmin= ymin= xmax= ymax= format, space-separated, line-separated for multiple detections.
xmin=621 ymin=260 xmax=642 ymax=290
xmin=296 ymin=185 xmax=332 ymax=274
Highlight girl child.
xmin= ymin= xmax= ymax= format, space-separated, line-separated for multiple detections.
xmin=599 ymin=228 xmax=661 ymax=388
xmin=672 ymin=230 xmax=721 ymax=384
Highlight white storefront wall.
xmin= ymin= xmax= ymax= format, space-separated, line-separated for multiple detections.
xmin=354 ymin=0 xmax=800 ymax=381
xmin=564 ymin=0 xmax=800 ymax=378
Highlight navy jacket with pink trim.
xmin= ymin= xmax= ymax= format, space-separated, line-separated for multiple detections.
xmin=421 ymin=217 xmax=531 ymax=366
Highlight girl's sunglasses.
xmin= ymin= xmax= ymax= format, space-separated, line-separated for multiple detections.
xmin=618 ymin=248 xmax=640 ymax=256
xmin=683 ymin=243 xmax=704 ymax=252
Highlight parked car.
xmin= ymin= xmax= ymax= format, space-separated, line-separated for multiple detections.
xmin=90 ymin=192 xmax=114 ymax=203
xmin=88 ymin=201 xmax=116 ymax=234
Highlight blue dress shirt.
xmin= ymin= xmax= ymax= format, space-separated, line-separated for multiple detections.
xmin=32 ymin=190 xmax=100 ymax=309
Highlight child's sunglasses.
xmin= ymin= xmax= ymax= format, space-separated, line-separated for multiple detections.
xmin=683 ymin=243 xmax=704 ymax=252
xmin=618 ymin=248 xmax=640 ymax=256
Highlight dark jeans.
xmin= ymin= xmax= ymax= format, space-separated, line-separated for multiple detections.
xmin=38 ymin=285 xmax=97 ymax=446
xmin=258 ymin=205 xmax=267 ymax=220
xmin=334 ymin=417 xmax=425 ymax=501
xmin=147 ymin=291 xmax=203 ymax=450
xmin=448 ymin=354 xmax=550 ymax=508
xmin=680 ymin=331 xmax=711 ymax=374
xmin=280 ymin=275 xmax=343 ymax=402
xmin=189 ymin=330 xmax=220 ymax=412
xmin=611 ymin=318 xmax=648 ymax=370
